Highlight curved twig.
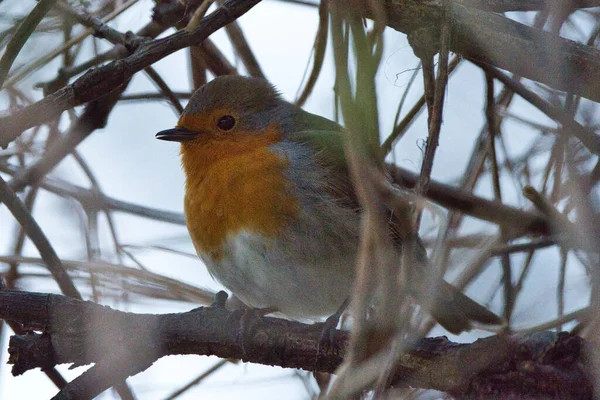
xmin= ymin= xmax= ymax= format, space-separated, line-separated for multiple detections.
xmin=0 ymin=175 xmax=80 ymax=298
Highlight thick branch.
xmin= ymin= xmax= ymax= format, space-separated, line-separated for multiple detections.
xmin=0 ymin=290 xmax=592 ymax=399
xmin=456 ymin=0 xmax=600 ymax=12
xmin=385 ymin=1 xmax=600 ymax=105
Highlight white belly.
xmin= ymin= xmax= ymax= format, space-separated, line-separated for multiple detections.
xmin=200 ymin=218 xmax=358 ymax=320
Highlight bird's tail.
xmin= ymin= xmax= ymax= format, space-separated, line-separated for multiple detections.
xmin=427 ymin=282 xmax=503 ymax=334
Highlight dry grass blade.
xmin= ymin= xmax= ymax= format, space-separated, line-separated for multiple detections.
xmin=3 ymin=0 xmax=139 ymax=88
xmin=0 ymin=255 xmax=216 ymax=304
xmin=327 ymin=2 xmax=420 ymax=397
xmin=295 ymin=0 xmax=328 ymax=106
xmin=0 ymin=0 xmax=57 ymax=87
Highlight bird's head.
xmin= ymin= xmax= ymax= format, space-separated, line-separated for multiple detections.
xmin=156 ymin=75 xmax=294 ymax=145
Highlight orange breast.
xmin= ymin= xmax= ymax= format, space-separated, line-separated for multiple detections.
xmin=181 ymin=126 xmax=299 ymax=259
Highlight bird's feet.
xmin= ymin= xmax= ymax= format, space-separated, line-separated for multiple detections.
xmin=211 ymin=290 xmax=229 ymax=308
xmin=314 ymin=299 xmax=349 ymax=371
xmin=235 ymin=306 xmax=278 ymax=357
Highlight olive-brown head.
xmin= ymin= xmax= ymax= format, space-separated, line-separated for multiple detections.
xmin=156 ymin=75 xmax=293 ymax=143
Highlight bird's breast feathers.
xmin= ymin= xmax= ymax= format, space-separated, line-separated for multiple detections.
xmin=183 ymin=138 xmax=300 ymax=260
xmin=182 ymin=139 xmax=359 ymax=317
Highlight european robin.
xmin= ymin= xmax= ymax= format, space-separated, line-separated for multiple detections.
xmin=156 ymin=75 xmax=501 ymax=333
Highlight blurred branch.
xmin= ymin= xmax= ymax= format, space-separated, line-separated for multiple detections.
xmin=485 ymin=73 xmax=514 ymax=324
xmin=8 ymin=88 xmax=126 ymax=192
xmin=0 ymin=176 xmax=80 ymax=298
xmin=0 ymin=163 xmax=186 ymax=225
xmin=0 ymin=290 xmax=592 ymax=399
xmin=218 ymin=2 xmax=265 ymax=78
xmin=3 ymin=9 xmax=174 ymax=192
xmin=329 ymin=3 xmax=409 ymax=397
xmin=295 ymin=0 xmax=328 ymax=106
xmin=7 ymin=2 xmax=213 ymax=198
xmin=164 ymin=359 xmax=236 ymax=400
xmin=198 ymin=39 xmax=238 ymax=76
xmin=188 ymin=46 xmax=207 ymax=89
xmin=143 ymin=66 xmax=184 ymax=113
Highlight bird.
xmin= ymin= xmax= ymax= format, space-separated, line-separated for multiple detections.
xmin=155 ymin=75 xmax=502 ymax=334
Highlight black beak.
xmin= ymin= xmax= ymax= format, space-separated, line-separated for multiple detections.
xmin=155 ymin=127 xmax=198 ymax=142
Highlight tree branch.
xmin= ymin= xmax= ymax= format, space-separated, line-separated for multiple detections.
xmin=0 ymin=290 xmax=592 ymax=399
xmin=456 ymin=0 xmax=600 ymax=12
xmin=0 ymin=0 xmax=262 ymax=149
xmin=385 ymin=1 xmax=600 ymax=104
xmin=390 ymin=166 xmax=551 ymax=236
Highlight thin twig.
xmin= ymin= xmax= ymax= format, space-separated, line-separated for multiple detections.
xmin=381 ymin=56 xmax=460 ymax=156
xmin=0 ymin=163 xmax=186 ymax=225
xmin=55 ymin=0 xmax=142 ymax=48
xmin=483 ymin=64 xmax=600 ymax=156
xmin=415 ymin=6 xmax=450 ymax=229
xmin=144 ymin=66 xmax=184 ymax=114
xmin=164 ymin=359 xmax=237 ymax=400
xmin=218 ymin=0 xmax=265 ymax=78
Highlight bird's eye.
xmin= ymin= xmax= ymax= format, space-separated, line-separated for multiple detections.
xmin=217 ymin=115 xmax=236 ymax=131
